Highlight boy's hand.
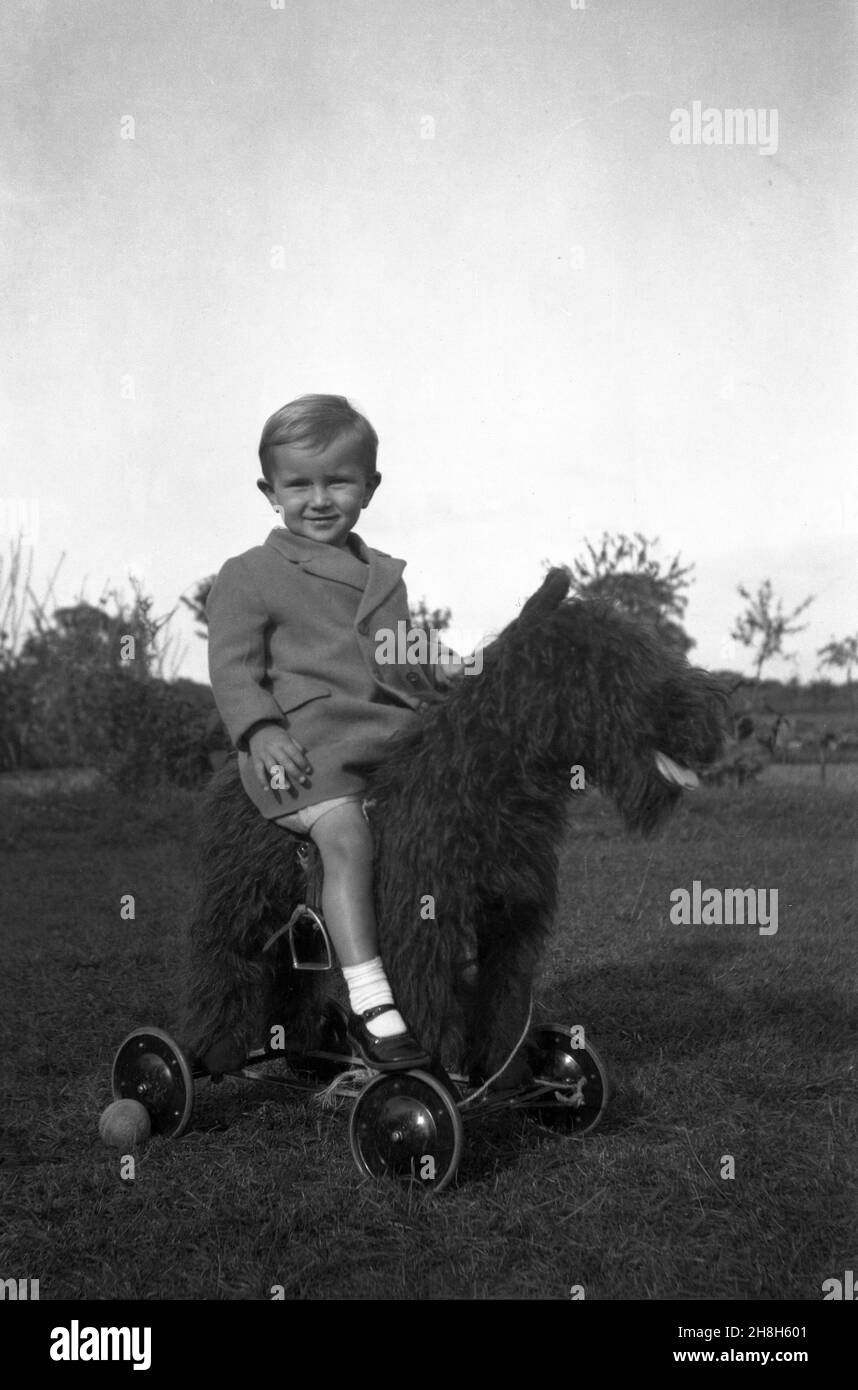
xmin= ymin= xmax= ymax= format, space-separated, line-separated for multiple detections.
xmin=434 ymin=660 xmax=467 ymax=685
xmin=247 ymin=723 xmax=312 ymax=794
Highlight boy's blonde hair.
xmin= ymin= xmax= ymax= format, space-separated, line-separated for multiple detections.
xmin=259 ymin=395 xmax=378 ymax=483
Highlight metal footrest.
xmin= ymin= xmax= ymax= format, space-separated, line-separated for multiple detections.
xmin=262 ymin=904 xmax=333 ymax=970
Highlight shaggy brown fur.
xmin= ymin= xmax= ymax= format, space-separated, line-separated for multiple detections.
xmin=183 ymin=569 xmax=726 ymax=1079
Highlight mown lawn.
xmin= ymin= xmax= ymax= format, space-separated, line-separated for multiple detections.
xmin=0 ymin=772 xmax=855 ymax=1301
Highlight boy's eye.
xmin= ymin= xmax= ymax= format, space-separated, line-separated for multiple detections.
xmin=282 ymin=477 xmax=356 ymax=488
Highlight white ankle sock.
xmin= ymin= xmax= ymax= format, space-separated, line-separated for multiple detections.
xmin=342 ymin=957 xmax=407 ymax=1038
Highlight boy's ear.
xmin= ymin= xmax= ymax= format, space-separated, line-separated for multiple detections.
xmin=257 ymin=477 xmax=276 ymax=504
xmin=362 ymin=471 xmax=381 ymax=507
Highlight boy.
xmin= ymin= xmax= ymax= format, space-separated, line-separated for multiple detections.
xmin=207 ymin=394 xmax=456 ymax=1070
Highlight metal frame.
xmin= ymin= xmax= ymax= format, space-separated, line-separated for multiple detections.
xmin=109 ymin=848 xmax=611 ymax=1186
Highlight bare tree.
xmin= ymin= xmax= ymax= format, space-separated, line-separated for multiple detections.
xmin=554 ymin=532 xmax=696 ymax=655
xmin=817 ymin=634 xmax=858 ymax=712
xmin=730 ymin=579 xmax=814 ymax=684
xmin=408 ymin=597 xmax=452 ymax=636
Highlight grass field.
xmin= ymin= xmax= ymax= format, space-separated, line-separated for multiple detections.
xmin=1 ymin=770 xmax=855 ymax=1302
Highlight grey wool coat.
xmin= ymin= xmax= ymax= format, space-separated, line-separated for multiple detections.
xmin=206 ymin=527 xmax=446 ymax=818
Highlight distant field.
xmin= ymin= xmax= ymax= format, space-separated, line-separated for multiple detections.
xmin=1 ymin=776 xmax=855 ymax=1301
xmin=763 ymin=763 xmax=858 ymax=789
xmin=738 ymin=704 xmax=858 ymax=764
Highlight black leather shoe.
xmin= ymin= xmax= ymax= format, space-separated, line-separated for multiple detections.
xmin=347 ymin=1005 xmax=431 ymax=1071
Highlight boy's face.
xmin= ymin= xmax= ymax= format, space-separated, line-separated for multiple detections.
xmin=258 ymin=435 xmax=380 ymax=548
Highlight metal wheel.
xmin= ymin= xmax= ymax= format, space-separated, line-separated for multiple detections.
xmin=112 ymin=1027 xmax=195 ymax=1138
xmin=524 ymin=1023 xmax=611 ymax=1135
xmin=349 ymin=1069 xmax=463 ymax=1193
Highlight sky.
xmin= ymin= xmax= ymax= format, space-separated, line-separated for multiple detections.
xmin=2 ymin=0 xmax=856 ymax=685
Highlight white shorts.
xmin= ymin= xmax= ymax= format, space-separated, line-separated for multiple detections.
xmin=275 ymin=794 xmax=363 ymax=836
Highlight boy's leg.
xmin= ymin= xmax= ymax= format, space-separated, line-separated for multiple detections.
xmin=309 ymin=802 xmax=429 ymax=1068
xmin=309 ymin=801 xmax=377 ymax=966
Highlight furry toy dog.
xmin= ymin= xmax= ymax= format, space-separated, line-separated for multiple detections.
xmin=184 ymin=569 xmax=725 ymax=1081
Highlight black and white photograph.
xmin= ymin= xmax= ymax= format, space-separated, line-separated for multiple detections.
xmin=1 ymin=0 xmax=855 ymax=1341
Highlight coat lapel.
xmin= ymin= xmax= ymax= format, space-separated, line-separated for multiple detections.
xmin=265 ymin=527 xmax=367 ymax=590
xmin=354 ymin=544 xmax=406 ymax=627
xmin=264 ymin=528 xmax=406 ymax=620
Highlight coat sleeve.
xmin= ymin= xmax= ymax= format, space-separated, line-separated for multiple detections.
xmin=206 ymin=556 xmax=284 ymax=747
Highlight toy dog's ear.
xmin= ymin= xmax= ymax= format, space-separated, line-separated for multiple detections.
xmin=520 ymin=568 xmax=570 ymax=623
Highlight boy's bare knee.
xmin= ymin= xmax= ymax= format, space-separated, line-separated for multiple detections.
xmin=311 ymin=803 xmax=372 ymax=861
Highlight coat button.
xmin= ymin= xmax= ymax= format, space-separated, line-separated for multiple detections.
xmin=357 ymin=620 xmax=369 ymax=635
xmin=406 ymin=672 xmax=421 ymax=685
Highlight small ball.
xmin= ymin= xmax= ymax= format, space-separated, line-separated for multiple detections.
xmin=99 ymin=1099 xmax=152 ymax=1148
